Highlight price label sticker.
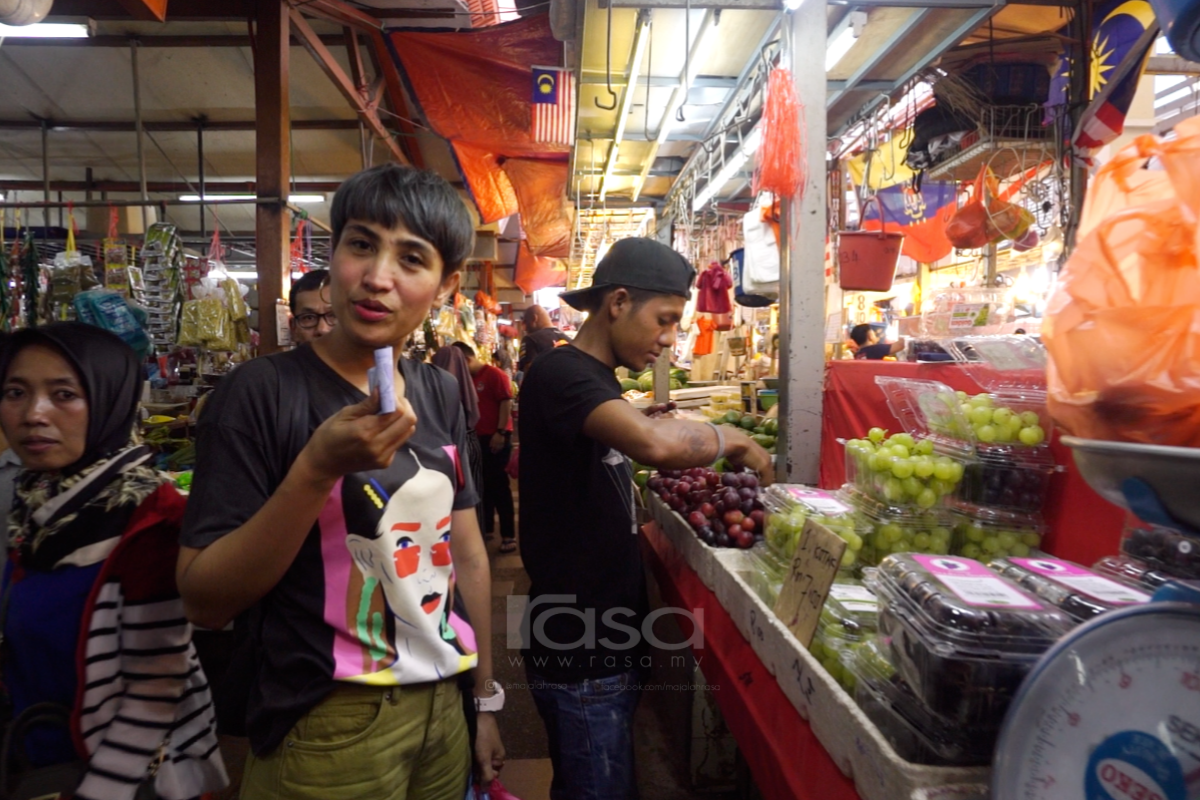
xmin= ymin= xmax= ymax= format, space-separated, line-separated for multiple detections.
xmin=949 ymin=302 xmax=989 ymax=329
xmin=773 ymin=519 xmax=847 ymax=647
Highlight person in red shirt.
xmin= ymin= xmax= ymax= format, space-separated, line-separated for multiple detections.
xmin=452 ymin=342 xmax=517 ymax=553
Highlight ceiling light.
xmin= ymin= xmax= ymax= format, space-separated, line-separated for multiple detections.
xmin=826 ymin=25 xmax=857 ymax=72
xmin=178 ymin=193 xmax=325 ymax=203
xmin=0 ymin=22 xmax=89 ymax=38
xmin=600 ymin=12 xmax=651 ymax=202
xmin=783 ymin=0 xmax=805 ymax=8
xmin=692 ymin=126 xmax=762 ymax=212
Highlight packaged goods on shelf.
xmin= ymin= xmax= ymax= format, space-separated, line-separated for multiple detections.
xmin=1120 ymin=519 xmax=1200 ymax=580
xmin=840 ymin=485 xmax=956 ymax=565
xmin=842 ymin=639 xmax=1000 ymax=766
xmin=920 ymin=287 xmax=1013 ymax=339
xmin=1092 ymin=554 xmax=1178 ymax=592
xmin=762 ymin=485 xmax=866 ymax=571
xmin=949 ymin=502 xmax=1044 ymax=560
xmin=988 ymin=555 xmax=1151 ymax=622
xmin=867 ymin=554 xmax=1073 ymax=727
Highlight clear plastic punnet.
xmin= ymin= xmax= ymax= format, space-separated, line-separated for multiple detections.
xmin=866 ymin=553 xmax=1074 ymax=726
xmin=874 ymin=376 xmax=977 ymax=451
xmin=839 ymin=485 xmax=956 ymax=565
xmin=842 ymin=638 xmax=999 ymax=766
xmin=810 ymin=581 xmax=880 ymax=690
xmin=942 ymin=334 xmax=1048 ymax=396
xmin=1120 ymin=518 xmax=1200 ymax=580
xmin=950 ymin=501 xmax=1046 ymax=560
xmin=988 ymin=556 xmax=1152 ymax=622
xmin=960 ymin=443 xmax=1057 ymax=513
xmin=762 ymin=485 xmax=866 ymax=572
xmin=920 ymin=287 xmax=1013 ymax=339
xmin=1092 ymin=554 xmax=1177 ymax=593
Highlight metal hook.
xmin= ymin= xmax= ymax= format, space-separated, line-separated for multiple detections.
xmin=677 ymin=0 xmax=692 ymax=123
xmin=594 ymin=1 xmax=618 ymax=110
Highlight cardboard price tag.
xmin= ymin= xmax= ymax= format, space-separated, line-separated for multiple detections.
xmin=772 ymin=519 xmax=848 ymax=647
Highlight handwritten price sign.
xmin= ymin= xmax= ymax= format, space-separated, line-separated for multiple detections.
xmin=772 ymin=518 xmax=847 ymax=647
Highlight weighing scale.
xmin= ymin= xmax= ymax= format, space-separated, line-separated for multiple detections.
xmin=992 ymin=438 xmax=1200 ymax=800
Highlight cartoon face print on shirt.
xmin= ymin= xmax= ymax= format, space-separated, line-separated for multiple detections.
xmin=346 ymin=453 xmax=454 ymax=628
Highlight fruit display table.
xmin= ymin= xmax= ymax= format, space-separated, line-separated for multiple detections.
xmin=640 ymin=504 xmax=990 ymax=800
xmin=820 ymin=360 xmax=1123 ymax=566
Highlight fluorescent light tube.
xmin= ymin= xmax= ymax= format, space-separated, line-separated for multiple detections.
xmin=826 ymin=24 xmax=857 ymax=72
xmin=178 ymin=194 xmax=325 ymax=203
xmin=0 ymin=23 xmax=88 ymax=38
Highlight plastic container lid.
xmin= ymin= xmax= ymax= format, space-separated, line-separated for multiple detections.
xmin=1120 ymin=521 xmax=1200 ymax=580
xmin=988 ymin=556 xmax=1152 ymax=622
xmin=762 ymin=485 xmax=854 ymax=518
xmin=840 ymin=484 xmax=956 ymax=527
xmin=867 ymin=554 xmax=1074 ymax=657
xmin=874 ymin=376 xmax=978 ymax=457
xmin=763 ymin=485 xmax=866 ymax=567
xmin=842 ymin=639 xmax=999 ymax=766
xmin=920 ymin=287 xmax=1012 ymax=339
xmin=1092 ymin=554 xmax=1176 ymax=592
xmin=942 ymin=335 xmax=1047 ymax=396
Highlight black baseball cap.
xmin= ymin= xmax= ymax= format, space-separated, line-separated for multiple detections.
xmin=560 ymin=237 xmax=697 ymax=311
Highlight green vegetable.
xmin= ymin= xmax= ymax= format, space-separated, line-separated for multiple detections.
xmin=739 ymin=415 xmax=757 ymax=430
xmin=722 ymin=410 xmax=741 ymax=424
xmin=637 ymin=373 xmax=655 ymax=392
xmin=619 ymin=378 xmax=640 ymax=393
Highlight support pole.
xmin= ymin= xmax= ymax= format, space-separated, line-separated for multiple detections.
xmin=197 ymin=118 xmax=206 ymax=240
xmin=41 ymin=120 xmax=50 ymax=231
xmin=777 ymin=1 xmax=827 ymax=485
xmin=985 ymin=243 xmax=997 ymax=285
xmin=255 ymin=0 xmax=290 ymax=355
xmin=130 ymin=40 xmax=148 ymax=201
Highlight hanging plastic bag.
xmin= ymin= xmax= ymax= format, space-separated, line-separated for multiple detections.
xmin=73 ymin=288 xmax=153 ymax=360
xmin=1043 ymin=116 xmax=1200 ymax=447
xmin=945 ymin=166 xmax=1035 ymax=249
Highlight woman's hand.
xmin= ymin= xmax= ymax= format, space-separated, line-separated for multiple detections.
xmin=489 ymin=432 xmax=507 ymax=454
xmin=300 ymin=389 xmax=418 ymax=480
xmin=474 ymin=711 xmax=506 ymax=784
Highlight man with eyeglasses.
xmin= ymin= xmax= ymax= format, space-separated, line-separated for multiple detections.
xmin=289 ymin=269 xmax=336 ymax=345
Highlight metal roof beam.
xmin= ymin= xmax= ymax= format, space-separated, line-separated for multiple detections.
xmin=826 ymin=8 xmax=933 ymax=109
xmin=662 ymin=13 xmax=782 ymax=209
xmin=0 ymin=33 xmax=346 ymax=47
xmin=579 ymin=74 xmax=738 ymax=89
xmin=602 ymin=0 xmax=780 ymax=8
xmin=0 ymin=118 xmax=360 ymax=132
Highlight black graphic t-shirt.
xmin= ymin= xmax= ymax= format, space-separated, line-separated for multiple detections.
xmin=181 ymin=346 xmax=479 ymax=755
xmin=518 ymin=346 xmax=648 ymax=681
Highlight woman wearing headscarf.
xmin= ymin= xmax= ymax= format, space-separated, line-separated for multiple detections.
xmin=0 ymin=323 xmax=227 ymax=800
xmin=432 ymin=343 xmax=487 ymax=536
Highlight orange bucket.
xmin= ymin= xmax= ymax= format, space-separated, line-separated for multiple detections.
xmin=838 ymin=196 xmax=905 ymax=292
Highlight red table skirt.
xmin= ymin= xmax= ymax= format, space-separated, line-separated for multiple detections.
xmin=819 ymin=360 xmax=1123 ymax=566
xmin=641 ymin=521 xmax=860 ymax=800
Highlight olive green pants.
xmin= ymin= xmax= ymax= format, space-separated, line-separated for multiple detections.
xmin=240 ymin=680 xmax=469 ymax=800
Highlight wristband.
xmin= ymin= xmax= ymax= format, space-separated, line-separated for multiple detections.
xmin=707 ymin=422 xmax=726 ymax=461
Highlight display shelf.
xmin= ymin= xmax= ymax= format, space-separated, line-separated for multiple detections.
xmin=925 ymin=105 xmax=1055 ymax=183
xmin=642 ymin=497 xmax=992 ymax=800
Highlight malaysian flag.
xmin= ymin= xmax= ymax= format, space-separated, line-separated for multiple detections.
xmin=531 ymin=66 xmax=575 ymax=145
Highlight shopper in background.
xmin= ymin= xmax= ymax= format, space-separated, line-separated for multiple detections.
xmin=516 ymin=304 xmax=569 ymax=379
xmin=451 ymin=342 xmax=516 ymax=555
xmin=432 ymin=343 xmax=487 ymax=537
xmin=0 ymin=323 xmax=227 ymax=800
xmin=518 ymin=237 xmax=773 ymax=800
xmin=289 ymin=268 xmax=335 ymax=345
xmin=178 ymin=163 xmax=504 ymax=800
xmin=0 ymin=431 xmax=20 ymax=539
xmin=850 ymin=323 xmax=905 ymax=360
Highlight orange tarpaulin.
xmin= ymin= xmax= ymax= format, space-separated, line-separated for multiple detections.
xmin=389 ymin=15 xmax=572 ymax=251
xmin=501 ymin=158 xmax=571 ymax=257
xmin=514 ymin=242 xmax=566 ymax=295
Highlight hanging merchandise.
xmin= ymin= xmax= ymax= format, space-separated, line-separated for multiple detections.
xmin=753 ymin=68 xmax=806 ymax=200
xmin=475 ymin=262 xmax=503 ymax=315
xmin=730 ymin=248 xmax=774 ymax=309
xmin=945 ymin=166 xmax=1035 ymax=249
xmin=1044 ymin=117 xmax=1200 ymax=447
xmin=696 ymin=261 xmax=733 ymax=314
xmin=693 ymin=315 xmax=717 ymax=356
xmin=49 ymin=212 xmax=99 ymax=318
xmin=103 ymin=207 xmax=130 ymax=296
xmin=19 ymin=229 xmax=39 ymax=329
xmin=0 ymin=228 xmax=9 ymax=333
xmin=139 ymin=222 xmax=184 ymax=352
xmin=740 ymin=201 xmax=781 ymax=302
xmin=73 ymin=288 xmax=152 ymax=360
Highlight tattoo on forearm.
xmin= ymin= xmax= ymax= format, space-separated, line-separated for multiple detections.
xmin=677 ymin=423 xmax=717 ymax=463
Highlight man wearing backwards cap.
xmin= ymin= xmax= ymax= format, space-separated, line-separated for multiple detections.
xmin=517 ymin=237 xmax=772 ymax=800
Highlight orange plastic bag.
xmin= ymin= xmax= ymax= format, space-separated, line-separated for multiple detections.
xmin=945 ymin=166 xmax=1035 ymax=249
xmin=1044 ymin=116 xmax=1200 ymax=446
xmin=754 ymin=68 xmax=806 ymax=199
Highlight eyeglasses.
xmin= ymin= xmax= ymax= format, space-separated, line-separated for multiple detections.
xmin=295 ymin=312 xmax=338 ymax=330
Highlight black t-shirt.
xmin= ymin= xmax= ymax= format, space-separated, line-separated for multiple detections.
xmin=854 ymin=342 xmax=895 ymax=360
xmin=517 ymin=327 xmax=570 ymax=374
xmin=517 ymin=346 xmax=648 ymax=680
xmin=181 ymin=346 xmax=479 ymax=755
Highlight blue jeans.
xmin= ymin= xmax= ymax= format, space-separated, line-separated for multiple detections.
xmin=527 ymin=670 xmax=643 ymax=800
